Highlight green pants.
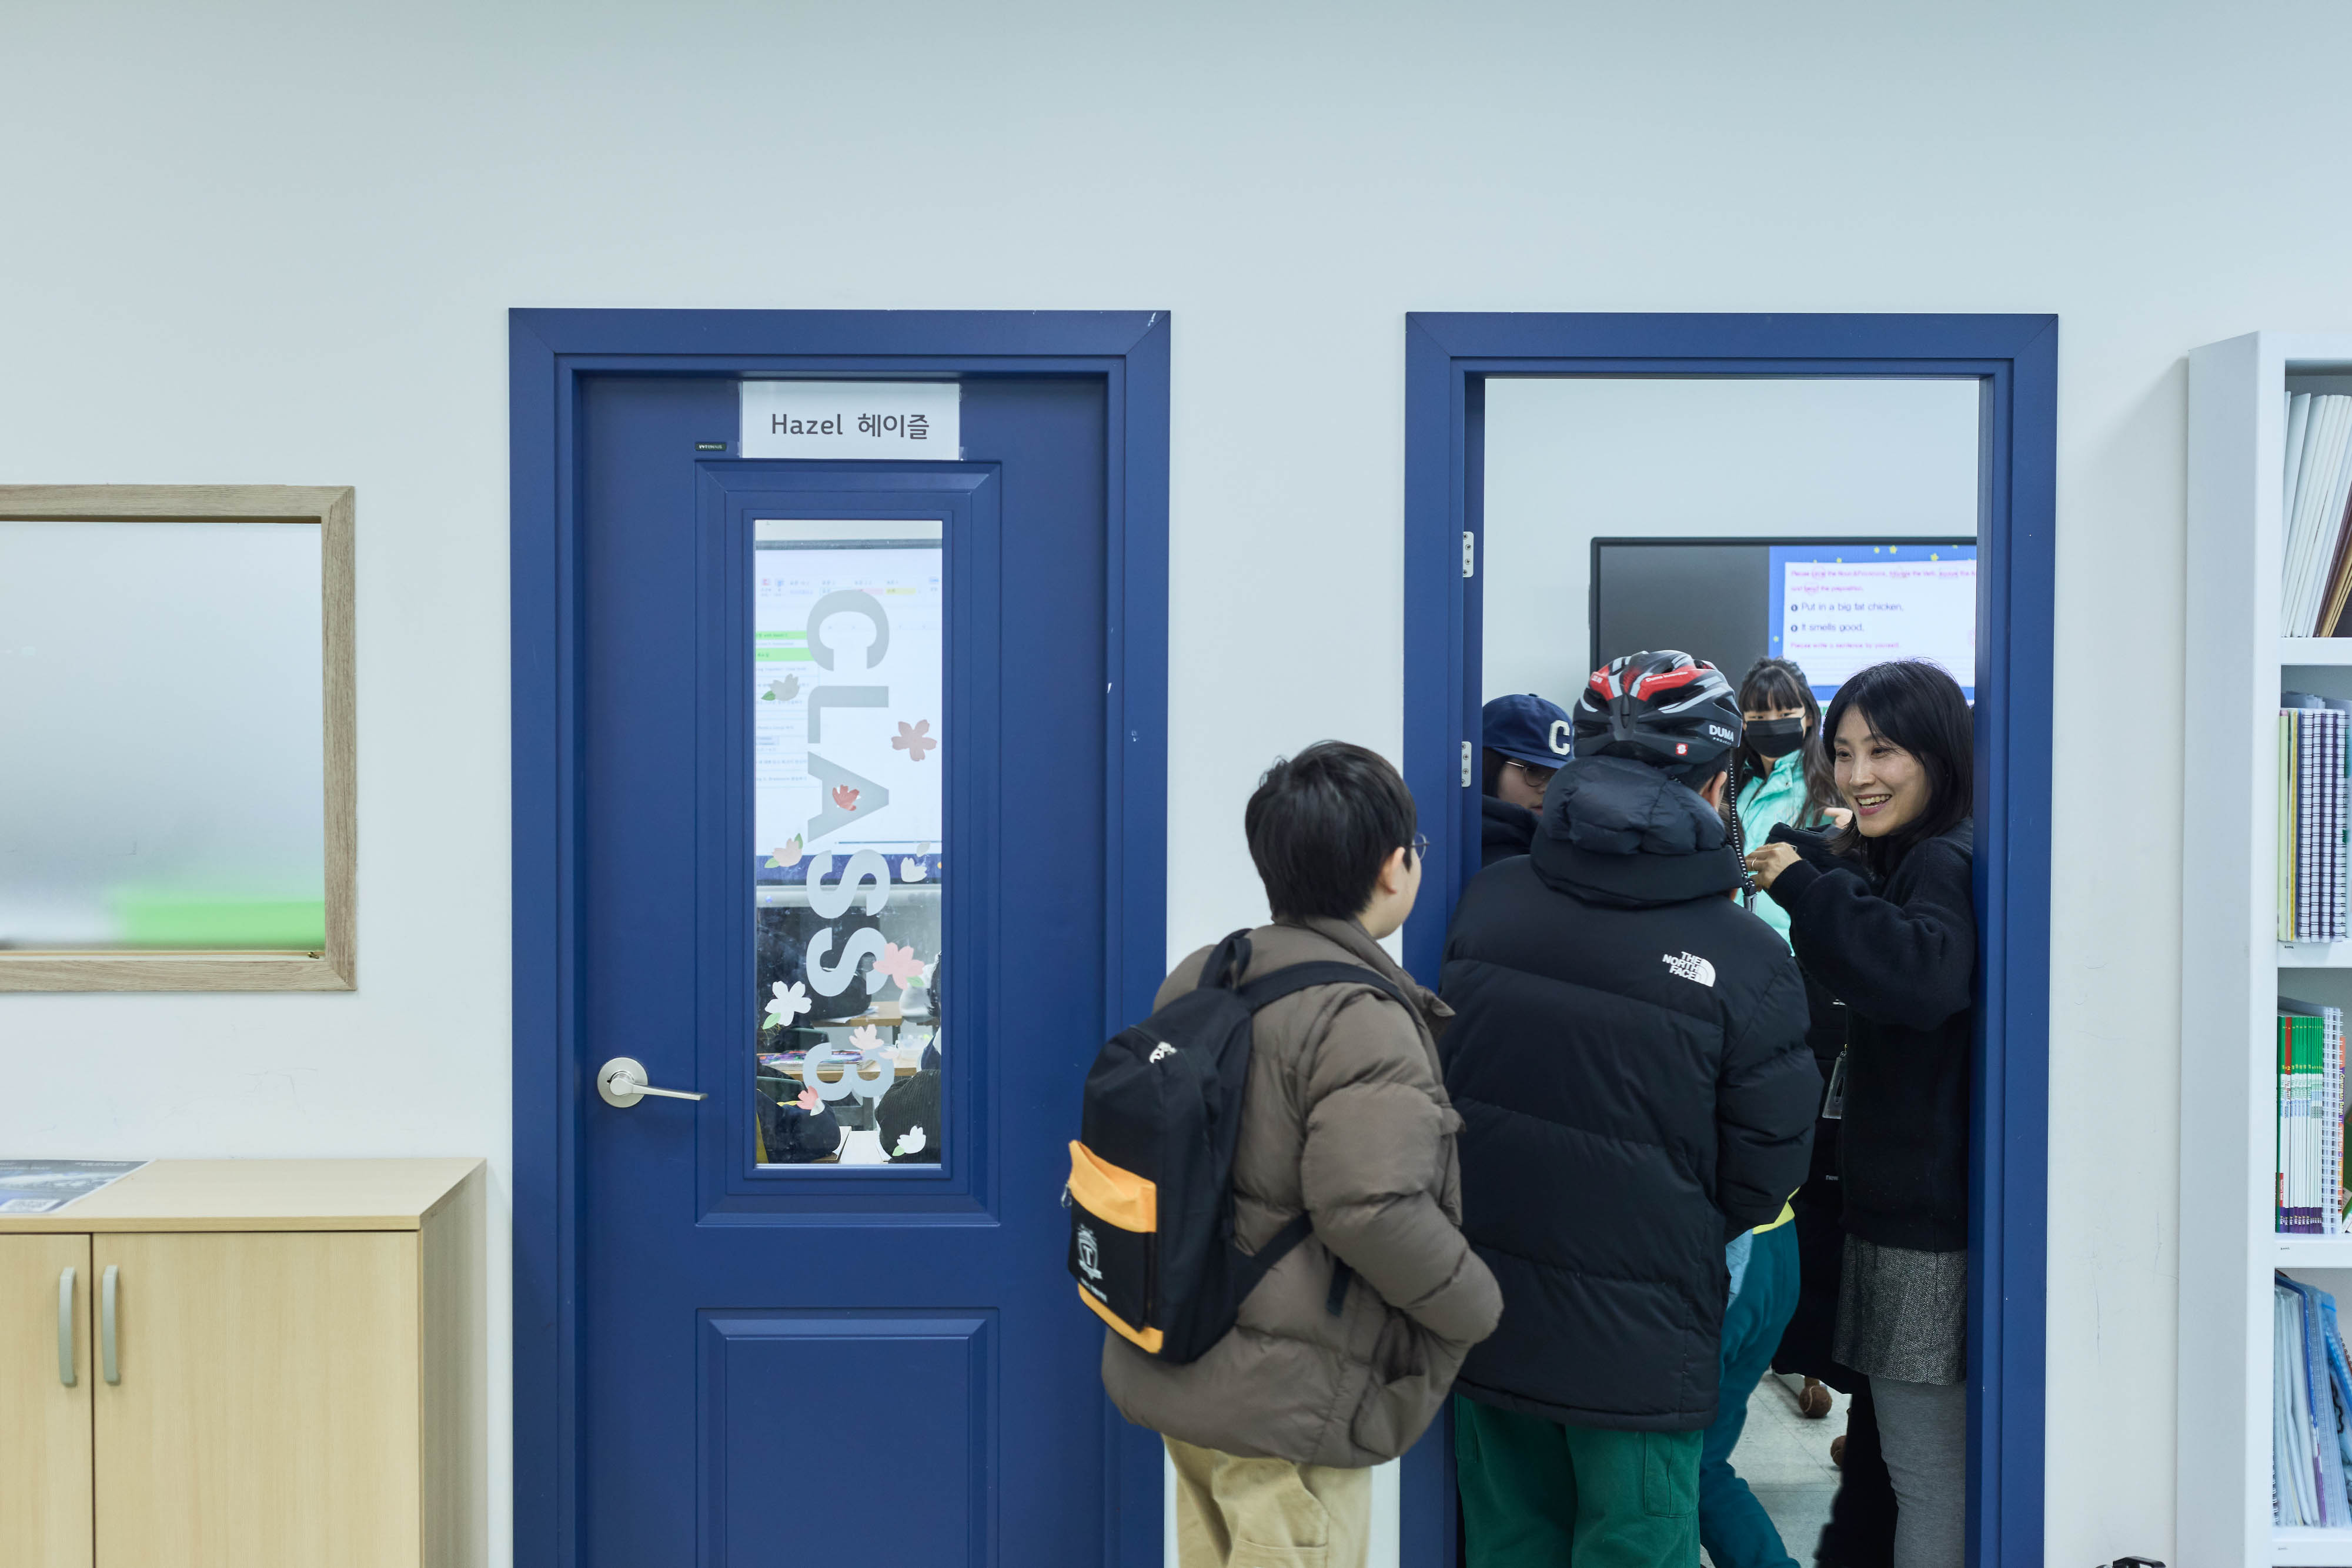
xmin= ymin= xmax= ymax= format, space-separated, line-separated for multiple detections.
xmin=1454 ymin=1395 xmax=1701 ymax=1568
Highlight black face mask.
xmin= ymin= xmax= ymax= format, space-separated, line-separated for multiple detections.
xmin=1746 ymin=716 xmax=1806 ymax=759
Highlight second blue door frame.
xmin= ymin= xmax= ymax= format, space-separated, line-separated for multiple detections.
xmin=1401 ymin=312 xmax=2056 ymax=1568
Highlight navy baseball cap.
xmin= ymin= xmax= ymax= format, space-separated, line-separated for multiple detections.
xmin=1482 ymin=693 xmax=1574 ymax=769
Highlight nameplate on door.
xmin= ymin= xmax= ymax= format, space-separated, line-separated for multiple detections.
xmin=740 ymin=381 xmax=961 ymax=460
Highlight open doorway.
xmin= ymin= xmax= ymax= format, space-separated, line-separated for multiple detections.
xmin=1399 ymin=314 xmax=2054 ymax=1568
xmin=1489 ymin=375 xmax=1979 ymax=1559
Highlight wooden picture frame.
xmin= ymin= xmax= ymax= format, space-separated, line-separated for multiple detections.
xmin=0 ymin=484 xmax=356 ymax=991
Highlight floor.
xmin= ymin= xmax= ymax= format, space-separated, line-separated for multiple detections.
xmin=1702 ymin=1373 xmax=1849 ymax=1567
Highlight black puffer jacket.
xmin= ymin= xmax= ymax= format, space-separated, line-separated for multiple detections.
xmin=1479 ymin=794 xmax=1539 ymax=867
xmin=1765 ymin=819 xmax=1975 ymax=1253
xmin=1440 ymin=756 xmax=1819 ymax=1430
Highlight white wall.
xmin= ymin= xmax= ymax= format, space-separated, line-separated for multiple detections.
xmin=1482 ymin=377 xmax=1980 ymax=704
xmin=1 ymin=1 xmax=2334 ymax=1560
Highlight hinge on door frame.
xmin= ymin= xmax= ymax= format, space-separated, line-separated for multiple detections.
xmin=1461 ymin=740 xmax=1473 ymax=786
xmin=1462 ymin=531 xmax=1475 ymax=578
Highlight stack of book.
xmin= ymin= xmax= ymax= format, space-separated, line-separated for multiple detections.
xmin=2284 ymin=392 xmax=2352 ymax=637
xmin=2281 ymin=696 xmax=2351 ymax=943
xmin=2279 ymin=1000 xmax=2346 ymax=1235
xmin=2276 ymin=1273 xmax=2352 ymax=1526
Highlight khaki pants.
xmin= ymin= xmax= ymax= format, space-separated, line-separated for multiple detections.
xmin=1165 ymin=1436 xmax=1372 ymax=1568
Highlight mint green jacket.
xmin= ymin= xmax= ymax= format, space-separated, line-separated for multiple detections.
xmin=1736 ymin=750 xmax=1829 ymax=947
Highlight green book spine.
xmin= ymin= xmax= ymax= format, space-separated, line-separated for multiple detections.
xmin=2284 ymin=1013 xmax=2294 ymax=1229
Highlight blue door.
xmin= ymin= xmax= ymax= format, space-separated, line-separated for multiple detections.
xmin=573 ymin=370 xmax=1117 ymax=1565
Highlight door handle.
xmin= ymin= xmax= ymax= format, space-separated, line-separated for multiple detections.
xmin=101 ymin=1264 xmax=119 ymax=1385
xmin=58 ymin=1266 xmax=75 ymax=1386
xmin=597 ymin=1057 xmax=707 ymax=1108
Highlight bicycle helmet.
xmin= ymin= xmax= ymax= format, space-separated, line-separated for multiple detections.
xmin=1573 ymin=650 xmax=1743 ymax=782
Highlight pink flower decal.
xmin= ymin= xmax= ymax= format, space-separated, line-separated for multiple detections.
xmin=794 ymin=1086 xmax=820 ymax=1112
xmin=873 ymin=942 xmax=927 ymax=991
xmin=850 ymin=1024 xmax=884 ymax=1052
xmin=831 ymin=784 xmax=860 ymax=811
xmin=893 ymin=720 xmax=937 ymax=761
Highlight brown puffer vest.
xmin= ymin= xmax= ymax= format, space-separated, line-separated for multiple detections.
xmin=1100 ymin=917 xmax=1504 ymax=1465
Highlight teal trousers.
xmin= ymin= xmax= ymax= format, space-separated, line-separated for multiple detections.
xmin=1454 ymin=1395 xmax=1700 ymax=1567
xmin=1699 ymin=1221 xmax=1802 ymax=1568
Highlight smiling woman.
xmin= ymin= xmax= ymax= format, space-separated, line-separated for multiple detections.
xmin=1816 ymin=663 xmax=1978 ymax=871
xmin=1746 ymin=658 xmax=1978 ymax=1568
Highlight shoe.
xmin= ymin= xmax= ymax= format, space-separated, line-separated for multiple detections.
xmin=1830 ymin=1434 xmax=1846 ymax=1469
xmin=1798 ymin=1376 xmax=1832 ymax=1418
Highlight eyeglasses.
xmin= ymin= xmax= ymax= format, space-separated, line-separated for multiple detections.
xmin=1409 ymin=834 xmax=1429 ymax=862
xmin=1506 ymin=759 xmax=1559 ymax=785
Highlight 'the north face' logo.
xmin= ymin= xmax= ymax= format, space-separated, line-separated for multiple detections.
xmin=1663 ymin=951 xmax=1717 ymax=987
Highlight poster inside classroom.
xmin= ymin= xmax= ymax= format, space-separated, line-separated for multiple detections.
xmin=1768 ymin=543 xmax=1977 ymax=700
xmin=753 ymin=519 xmax=944 ymax=864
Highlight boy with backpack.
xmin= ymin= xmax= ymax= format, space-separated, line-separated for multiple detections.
xmin=1078 ymin=741 xmax=1502 ymax=1568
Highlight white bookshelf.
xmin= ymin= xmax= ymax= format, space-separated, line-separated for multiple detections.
xmin=2185 ymin=333 xmax=2352 ymax=1566
xmin=2280 ymin=1238 xmax=2352 ymax=1269
xmin=2287 ymin=640 xmax=2352 ymax=667
xmin=2278 ymin=1526 xmax=2352 ymax=1567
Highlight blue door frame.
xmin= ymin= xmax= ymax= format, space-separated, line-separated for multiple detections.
xmin=509 ymin=308 xmax=1171 ymax=1568
xmin=1401 ymin=313 xmax=2056 ymax=1567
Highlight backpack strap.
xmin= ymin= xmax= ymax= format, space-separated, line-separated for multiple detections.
xmin=1196 ymin=929 xmax=1256 ymax=993
xmin=1235 ymin=961 xmax=1412 ymax=1015
xmin=1221 ymin=960 xmax=1409 ymax=1311
xmin=1230 ymin=1211 xmax=1314 ymax=1302
xmin=1325 ymin=1259 xmax=1353 ymax=1316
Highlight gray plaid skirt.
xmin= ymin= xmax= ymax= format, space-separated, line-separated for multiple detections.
xmin=1833 ymin=1235 xmax=1967 ymax=1386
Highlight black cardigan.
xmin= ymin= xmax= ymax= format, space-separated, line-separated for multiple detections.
xmin=1765 ymin=820 xmax=1975 ymax=1253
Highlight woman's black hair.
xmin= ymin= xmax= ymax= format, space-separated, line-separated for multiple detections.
xmin=1820 ymin=660 xmax=1975 ymax=871
xmin=1736 ymin=656 xmax=1840 ymax=827
xmin=1480 ymin=745 xmax=1507 ymax=798
xmin=1245 ymin=741 xmax=1418 ymax=923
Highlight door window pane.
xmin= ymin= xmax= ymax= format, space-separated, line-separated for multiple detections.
xmin=751 ymin=519 xmax=944 ymax=1168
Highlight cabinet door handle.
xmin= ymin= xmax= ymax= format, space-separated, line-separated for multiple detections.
xmin=101 ymin=1264 xmax=119 ymax=1385
xmin=58 ymin=1266 xmax=75 ymax=1386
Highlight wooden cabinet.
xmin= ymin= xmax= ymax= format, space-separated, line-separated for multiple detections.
xmin=0 ymin=1160 xmax=482 ymax=1568
xmin=1 ymin=1233 xmax=93 ymax=1568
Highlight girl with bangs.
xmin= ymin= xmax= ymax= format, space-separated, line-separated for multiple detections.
xmin=1732 ymin=656 xmax=1846 ymax=938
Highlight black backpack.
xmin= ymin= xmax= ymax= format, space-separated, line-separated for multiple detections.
xmin=1065 ymin=930 xmax=1409 ymax=1364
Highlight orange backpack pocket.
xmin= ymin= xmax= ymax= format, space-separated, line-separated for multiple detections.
xmin=1067 ymin=1141 xmax=1161 ymax=1352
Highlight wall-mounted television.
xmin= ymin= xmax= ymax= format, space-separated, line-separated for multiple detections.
xmin=1589 ymin=537 xmax=1977 ymax=701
